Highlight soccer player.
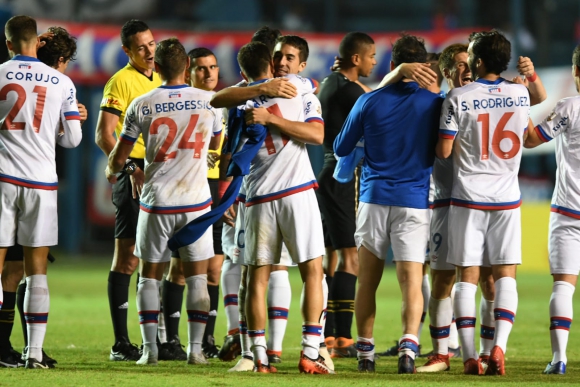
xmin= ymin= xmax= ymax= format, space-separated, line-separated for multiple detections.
xmin=106 ymin=37 xmax=223 ymax=366
xmin=437 ymin=30 xmax=531 ymax=376
xmin=235 ymin=42 xmax=331 ymax=374
xmin=335 ymin=34 xmax=443 ymax=374
xmin=0 ymin=15 xmax=83 ymax=368
xmin=316 ymin=31 xmax=376 ymax=358
xmin=95 ymin=19 xmax=163 ymax=361
xmin=523 ymin=45 xmax=580 ymax=375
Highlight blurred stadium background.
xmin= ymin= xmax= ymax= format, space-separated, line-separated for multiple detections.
xmin=0 ymin=0 xmax=577 ymax=271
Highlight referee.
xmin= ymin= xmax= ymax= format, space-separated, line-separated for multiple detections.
xmin=316 ymin=31 xmax=376 ymax=358
xmin=95 ymin=19 xmax=161 ymax=361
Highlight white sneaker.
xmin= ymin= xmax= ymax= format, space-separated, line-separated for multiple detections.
xmin=228 ymin=356 xmax=254 ymax=372
xmin=136 ymin=348 xmax=158 ymax=366
xmin=319 ymin=346 xmax=334 ymax=371
xmin=187 ymin=352 xmax=209 ymax=365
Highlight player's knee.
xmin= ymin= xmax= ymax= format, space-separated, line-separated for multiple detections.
xmin=2 ymin=262 xmax=24 ymax=290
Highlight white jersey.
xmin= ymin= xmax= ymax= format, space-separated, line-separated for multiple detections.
xmin=121 ymin=85 xmax=222 ymax=213
xmin=0 ymin=55 xmax=82 ymax=190
xmin=535 ymin=96 xmax=580 ymax=219
xmin=439 ymin=78 xmax=530 ymax=210
xmin=239 ymin=74 xmax=320 ymax=206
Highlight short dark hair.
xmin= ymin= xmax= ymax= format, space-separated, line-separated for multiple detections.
xmin=155 ymin=38 xmax=187 ymax=80
xmin=5 ymin=15 xmax=37 ymax=46
xmin=469 ymin=30 xmax=511 ymax=75
xmin=238 ymin=42 xmax=271 ymax=80
xmin=37 ymin=27 xmax=77 ymax=68
xmin=339 ymin=32 xmax=374 ymax=62
xmin=573 ymin=45 xmax=580 ymax=68
xmin=251 ymin=26 xmax=281 ymax=54
xmin=187 ymin=47 xmax=216 ymax=70
xmin=121 ymin=19 xmax=150 ymax=49
xmin=391 ymin=34 xmax=427 ymax=67
xmin=275 ymin=35 xmax=309 ymax=62
xmin=439 ymin=43 xmax=468 ymax=73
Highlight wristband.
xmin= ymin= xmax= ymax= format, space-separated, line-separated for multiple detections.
xmin=218 ymin=180 xmax=231 ymax=199
xmin=526 ymin=73 xmax=537 ymax=83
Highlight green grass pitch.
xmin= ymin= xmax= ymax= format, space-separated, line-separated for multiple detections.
xmin=3 ymin=255 xmax=579 ymax=386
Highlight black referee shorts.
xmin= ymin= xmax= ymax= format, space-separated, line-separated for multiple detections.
xmin=112 ymin=158 xmax=145 ymax=240
xmin=4 ymin=244 xmax=55 ymax=262
xmin=316 ymin=165 xmax=359 ymax=250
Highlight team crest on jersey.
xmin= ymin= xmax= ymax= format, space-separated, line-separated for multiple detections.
xmin=169 ymin=91 xmax=181 ymax=98
xmin=19 ymin=63 xmax=31 ymax=69
xmin=547 ymin=111 xmax=557 ymax=122
xmin=488 ymin=86 xmax=502 ymax=93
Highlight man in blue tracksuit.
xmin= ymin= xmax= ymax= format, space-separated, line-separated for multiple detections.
xmin=334 ymin=34 xmax=443 ymax=374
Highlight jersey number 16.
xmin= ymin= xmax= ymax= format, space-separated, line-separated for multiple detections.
xmin=477 ymin=112 xmax=520 ymax=160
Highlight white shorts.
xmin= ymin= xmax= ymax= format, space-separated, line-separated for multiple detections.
xmin=244 ymin=189 xmax=325 ymax=266
xmin=355 ymin=203 xmax=430 ymax=263
xmin=447 ymin=206 xmax=521 ymax=267
xmin=0 ymin=182 xmax=58 ymax=247
xmin=232 ymin=204 xmax=246 ymax=265
xmin=548 ymin=211 xmax=580 ymax=275
xmin=424 ymin=208 xmax=433 ymax=263
xmin=222 ymin=222 xmax=236 ymax=259
xmin=135 ymin=207 xmax=214 ymax=263
xmin=429 ymin=206 xmax=455 ymax=271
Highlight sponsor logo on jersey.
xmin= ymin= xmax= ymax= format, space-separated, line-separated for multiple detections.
xmin=169 ymin=91 xmax=181 ymax=98
xmin=102 ymin=97 xmax=121 ymax=107
xmin=305 ymin=101 xmax=312 ymax=115
xmin=552 ymin=116 xmax=568 ymax=132
xmin=488 ymin=86 xmax=501 ymax=93
xmin=19 ymin=63 xmax=31 ymax=69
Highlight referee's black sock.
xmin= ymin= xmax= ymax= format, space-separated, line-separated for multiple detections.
xmin=324 ymin=275 xmax=335 ymax=340
xmin=162 ymin=279 xmax=184 ymax=341
xmin=16 ymin=282 xmax=27 ymax=346
xmin=331 ymin=271 xmax=357 ymax=340
xmin=108 ymin=271 xmax=131 ymax=344
xmin=204 ymin=285 xmax=220 ymax=343
xmin=0 ymin=291 xmax=16 ymax=354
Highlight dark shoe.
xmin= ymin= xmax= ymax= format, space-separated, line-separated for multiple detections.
xmin=109 ymin=340 xmax=141 ymax=361
xmin=398 ymin=354 xmax=416 ymax=374
xmin=330 ymin=338 xmax=358 ymax=358
xmin=267 ymin=352 xmax=282 ymax=364
xmin=448 ymin=346 xmax=462 ymax=358
xmin=202 ymin=335 xmax=220 ymax=359
xmin=158 ymin=341 xmax=177 ymax=360
xmin=378 ymin=341 xmax=399 ymax=356
xmin=0 ymin=351 xmax=24 ymax=368
xmin=164 ymin=338 xmax=187 ymax=361
xmin=543 ymin=361 xmax=566 ymax=375
xmin=218 ymin=333 xmax=241 ymax=361
xmin=358 ymin=358 xmax=375 ymax=372
xmin=42 ymin=350 xmax=57 ymax=366
xmin=23 ymin=348 xmax=55 ymax=369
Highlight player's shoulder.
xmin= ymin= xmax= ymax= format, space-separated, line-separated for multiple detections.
xmin=284 ymin=74 xmax=316 ymax=93
xmin=554 ymin=95 xmax=580 ymax=111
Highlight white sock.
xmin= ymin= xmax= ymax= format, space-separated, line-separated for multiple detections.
xmin=249 ymin=330 xmax=268 ymax=365
xmin=356 ymin=336 xmax=375 ymax=360
xmin=185 ymin=274 xmax=210 ymax=355
xmin=267 ymin=270 xmax=291 ymax=355
xmin=550 ymin=281 xmax=574 ymax=364
xmin=398 ymin=334 xmax=419 ymax=360
xmin=320 ymin=275 xmax=328 ymax=345
xmin=493 ymin=277 xmax=518 ymax=353
xmin=479 ymin=295 xmax=495 ymax=356
xmin=24 ymin=275 xmax=49 ymax=360
xmin=454 ymin=282 xmax=478 ymax=362
xmin=302 ymin=324 xmax=322 ymax=359
xmin=157 ymin=282 xmax=167 ymax=344
xmin=429 ymin=296 xmax=453 ymax=355
xmin=137 ymin=276 xmax=160 ymax=357
xmin=238 ymin=271 xmax=252 ymax=358
xmin=419 ymin=274 xmax=430 ymax=343
xmin=221 ymin=259 xmax=241 ymax=334
xmin=448 ymin=284 xmax=459 ymax=349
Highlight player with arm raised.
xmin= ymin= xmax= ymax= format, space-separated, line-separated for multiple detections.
xmin=107 ymin=38 xmax=222 ymax=366
xmin=436 ymin=30 xmax=530 ymax=376
xmin=0 ymin=15 xmax=82 ymax=369
xmin=523 ymin=45 xmax=580 ymax=375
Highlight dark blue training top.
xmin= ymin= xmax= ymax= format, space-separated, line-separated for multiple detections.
xmin=334 ymin=81 xmax=443 ymax=209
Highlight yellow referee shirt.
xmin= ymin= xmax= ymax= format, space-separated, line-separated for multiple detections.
xmin=100 ymin=63 xmax=162 ymax=159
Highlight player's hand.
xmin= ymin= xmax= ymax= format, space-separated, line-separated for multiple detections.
xmin=512 ymin=76 xmax=528 ymax=87
xmin=330 ymin=56 xmax=343 ymax=72
xmin=400 ymin=63 xmax=437 ymax=89
xmin=78 ymin=102 xmax=88 ymax=124
xmin=517 ymin=56 xmax=535 ymax=77
xmin=130 ymin=167 xmax=145 ymax=199
xmin=37 ymin=31 xmax=54 ymax=49
xmin=244 ymin=107 xmax=271 ymax=126
xmin=105 ymin=166 xmax=118 ymax=184
xmin=223 ymin=205 xmax=236 ymax=227
xmin=207 ymin=151 xmax=219 ymax=169
xmin=260 ymin=78 xmax=297 ymax=99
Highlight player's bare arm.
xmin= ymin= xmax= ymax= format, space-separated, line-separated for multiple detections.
xmin=78 ymin=102 xmax=88 ymax=124
xmin=377 ymin=63 xmax=436 ymax=89
xmin=106 ymin=141 xmax=135 ymax=179
xmin=95 ymin=110 xmax=120 ymax=156
xmin=209 ymin=133 xmax=222 ymax=151
xmin=524 ymin=118 xmax=544 ymax=148
xmin=436 ymin=137 xmax=454 ymax=159
xmin=210 ymin=78 xmax=297 ymax=108
xmin=244 ymin=107 xmax=324 ymax=145
xmin=515 ymin=56 xmax=547 ymax=106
